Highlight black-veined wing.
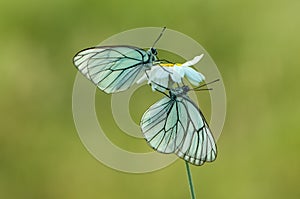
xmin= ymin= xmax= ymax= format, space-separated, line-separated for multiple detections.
xmin=140 ymin=86 xmax=217 ymax=166
xmin=73 ymin=46 xmax=156 ymax=93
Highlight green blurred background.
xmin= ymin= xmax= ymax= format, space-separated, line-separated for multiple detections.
xmin=1 ymin=0 xmax=299 ymax=198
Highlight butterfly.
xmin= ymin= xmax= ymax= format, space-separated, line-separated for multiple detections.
xmin=72 ymin=28 xmax=166 ymax=94
xmin=140 ymin=85 xmax=217 ymax=166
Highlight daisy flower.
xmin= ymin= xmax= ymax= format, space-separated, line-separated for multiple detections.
xmin=137 ymin=54 xmax=205 ymax=91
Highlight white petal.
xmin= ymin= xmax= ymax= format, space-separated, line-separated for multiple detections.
xmin=158 ymin=75 xmax=169 ymax=87
xmin=151 ymin=66 xmax=170 ymax=80
xmin=151 ymin=76 xmax=169 ymax=92
xmin=184 ymin=67 xmax=205 ymax=86
xmin=170 ymin=69 xmax=182 ymax=83
xmin=181 ymin=54 xmax=204 ymax=67
xmin=173 ymin=65 xmax=185 ymax=77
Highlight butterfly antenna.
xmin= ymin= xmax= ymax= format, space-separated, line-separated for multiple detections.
xmin=150 ymin=27 xmax=173 ymax=78
xmin=192 ymin=79 xmax=220 ymax=91
xmin=194 ymin=88 xmax=213 ymax=91
xmin=152 ymin=27 xmax=166 ymax=48
xmin=156 ymin=58 xmax=174 ymax=64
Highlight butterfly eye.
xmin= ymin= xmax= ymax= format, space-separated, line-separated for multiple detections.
xmin=150 ymin=47 xmax=157 ymax=55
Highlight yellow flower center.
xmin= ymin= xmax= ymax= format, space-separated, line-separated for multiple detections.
xmin=160 ymin=63 xmax=182 ymax=67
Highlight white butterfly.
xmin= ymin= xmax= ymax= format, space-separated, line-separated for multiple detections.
xmin=73 ymin=45 xmax=158 ymax=93
xmin=140 ymin=85 xmax=217 ymax=166
xmin=73 ymin=28 xmax=167 ymax=94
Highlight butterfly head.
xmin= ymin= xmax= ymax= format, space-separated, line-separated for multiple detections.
xmin=150 ymin=47 xmax=157 ymax=55
xmin=170 ymin=86 xmax=190 ymax=99
xmin=147 ymin=47 xmax=158 ymax=62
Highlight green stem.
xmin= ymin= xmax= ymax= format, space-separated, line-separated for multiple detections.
xmin=185 ymin=161 xmax=196 ymax=199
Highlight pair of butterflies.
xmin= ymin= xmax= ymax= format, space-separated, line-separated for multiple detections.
xmin=73 ymin=43 xmax=217 ymax=166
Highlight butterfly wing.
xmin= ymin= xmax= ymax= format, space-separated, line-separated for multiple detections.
xmin=175 ymin=95 xmax=217 ymax=166
xmin=73 ymin=46 xmax=154 ymax=93
xmin=140 ymin=96 xmax=187 ymax=153
xmin=141 ymin=94 xmax=217 ymax=166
